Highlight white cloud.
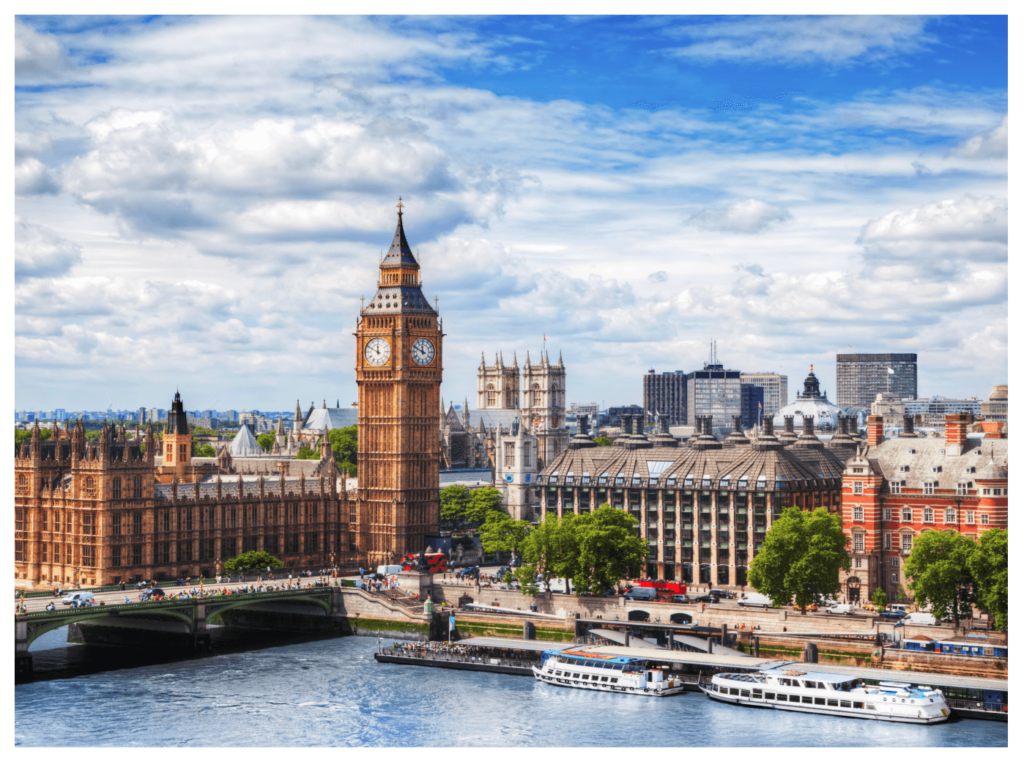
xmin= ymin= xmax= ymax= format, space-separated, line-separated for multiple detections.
xmin=15 ymin=219 xmax=81 ymax=281
xmin=685 ymin=199 xmax=793 ymax=234
xmin=666 ymin=16 xmax=934 ymax=66
xmin=949 ymin=116 xmax=1007 ymax=159
xmin=15 ymin=20 xmax=77 ymax=83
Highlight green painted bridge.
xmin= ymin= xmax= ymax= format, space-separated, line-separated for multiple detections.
xmin=15 ymin=587 xmax=337 ymax=682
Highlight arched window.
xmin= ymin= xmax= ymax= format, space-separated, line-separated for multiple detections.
xmin=86 ymin=476 xmax=96 ymax=496
xmin=532 ymin=383 xmax=542 ymax=406
xmin=18 ymin=474 xmax=26 ymax=491
xmin=111 ymin=477 xmax=121 ymax=500
xmin=486 ymin=383 xmax=496 ymax=407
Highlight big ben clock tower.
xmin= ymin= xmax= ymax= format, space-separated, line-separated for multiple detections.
xmin=355 ymin=199 xmax=443 ymax=565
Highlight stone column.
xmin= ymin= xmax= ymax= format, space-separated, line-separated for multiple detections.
xmin=639 ymin=486 xmax=648 ymax=579
xmin=727 ymin=491 xmax=737 ymax=587
xmin=15 ymin=617 xmax=33 ymax=684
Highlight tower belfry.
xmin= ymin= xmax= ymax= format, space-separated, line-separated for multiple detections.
xmin=355 ymin=200 xmax=443 ymax=565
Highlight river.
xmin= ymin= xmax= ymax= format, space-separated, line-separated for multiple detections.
xmin=14 ymin=630 xmax=1008 ymax=747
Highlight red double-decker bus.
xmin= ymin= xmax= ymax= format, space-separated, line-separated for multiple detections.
xmin=399 ymin=552 xmax=449 ymax=573
xmin=631 ymin=579 xmax=687 ymax=599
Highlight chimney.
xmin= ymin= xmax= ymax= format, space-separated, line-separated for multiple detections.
xmin=762 ymin=415 xmax=774 ymax=437
xmin=802 ymin=416 xmax=814 ymax=436
xmin=900 ymin=415 xmax=916 ymax=438
xmin=705 ymin=415 xmax=714 ymax=436
xmin=866 ymin=415 xmax=884 ymax=447
xmin=659 ymin=416 xmax=670 ymax=435
xmin=732 ymin=416 xmax=743 ymax=434
xmin=945 ymin=412 xmax=969 ymax=449
xmin=784 ymin=415 xmax=795 ymax=435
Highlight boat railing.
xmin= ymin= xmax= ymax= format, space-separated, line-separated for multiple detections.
xmin=380 ymin=647 xmax=536 ymax=670
xmin=945 ymin=698 xmax=1007 ymax=715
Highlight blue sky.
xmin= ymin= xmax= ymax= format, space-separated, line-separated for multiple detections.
xmin=14 ymin=14 xmax=1008 ymax=412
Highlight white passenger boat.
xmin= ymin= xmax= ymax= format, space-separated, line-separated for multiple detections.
xmin=533 ymin=649 xmax=687 ymax=696
xmin=700 ymin=668 xmax=950 ymax=723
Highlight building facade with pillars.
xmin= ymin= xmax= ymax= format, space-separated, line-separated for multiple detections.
xmin=839 ymin=413 xmax=1008 ymax=604
xmin=354 ymin=203 xmax=443 ymax=567
xmin=539 ymin=412 xmax=852 ymax=586
xmin=14 ymin=415 xmax=351 ymax=587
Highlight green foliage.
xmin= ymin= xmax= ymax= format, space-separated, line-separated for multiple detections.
xmin=256 ymin=432 xmax=276 ymax=454
xmin=479 ymin=511 xmax=530 ymax=559
xmin=224 ymin=550 xmax=284 ymax=573
xmin=593 ymin=437 xmax=613 ymax=447
xmin=968 ymin=528 xmax=1007 ymax=631
xmin=15 ymin=427 xmax=53 ymax=449
xmin=903 ymin=529 xmax=976 ymax=626
xmin=747 ymin=506 xmax=850 ymax=612
xmin=440 ymin=484 xmax=471 ymax=522
xmin=328 ymin=425 xmax=357 ymax=475
xmin=572 ymin=504 xmax=648 ymax=595
xmin=895 ymin=584 xmax=910 ymax=603
xmin=194 ymin=443 xmax=216 ymax=458
xmin=872 ymin=587 xmax=888 ymax=612
xmin=466 ymin=487 xmax=505 ymax=524
xmin=295 ymin=446 xmax=319 ymax=460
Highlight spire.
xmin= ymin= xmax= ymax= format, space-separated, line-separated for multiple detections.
xmin=558 ymin=350 xmax=564 ymax=368
xmin=479 ymin=352 xmax=486 ymax=370
xmin=525 ymin=350 xmax=531 ymax=367
xmin=381 ymin=197 xmax=419 ymax=268
xmin=513 ymin=351 xmax=518 ymax=368
xmin=294 ymin=400 xmax=302 ymax=422
xmin=322 ymin=399 xmax=327 ymax=409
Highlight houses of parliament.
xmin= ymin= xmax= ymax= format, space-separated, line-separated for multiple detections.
xmin=13 ymin=205 xmax=448 ymax=586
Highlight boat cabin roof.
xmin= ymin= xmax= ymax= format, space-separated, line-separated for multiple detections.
xmin=547 ymin=649 xmax=643 ymax=665
xmin=761 ymin=668 xmax=857 ymax=684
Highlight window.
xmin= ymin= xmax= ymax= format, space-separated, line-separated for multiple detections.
xmin=133 ymin=477 xmax=142 ymax=498
xmin=486 ymin=384 xmax=496 ymax=406
xmin=157 ymin=542 xmax=170 ymax=564
xmin=112 ymin=546 xmax=122 ymax=567
xmin=15 ymin=541 xmax=25 ymax=562
xmin=855 ymin=557 xmax=863 ymax=569
xmin=112 ymin=477 xmax=121 ymax=500
xmin=884 ymin=534 xmax=891 ymax=550
xmin=41 ymin=544 xmax=48 ymax=562
xmin=957 ymin=482 xmax=971 ymax=496
xmin=504 ymin=442 xmax=515 ymax=468
xmin=532 ymin=384 xmax=541 ymax=406
xmin=18 ymin=474 xmax=26 ymax=492
xmin=133 ymin=544 xmax=143 ymax=566
xmin=54 ymin=511 xmax=61 ymax=534
xmin=83 ymin=514 xmax=94 ymax=536
xmin=523 ymin=442 xmax=531 ymax=467
xmin=923 ymin=482 xmax=935 ymax=495
xmin=853 ymin=534 xmax=864 ymax=553
xmin=980 ymin=514 xmax=989 ymax=525
xmin=965 ymin=511 xmax=975 ymax=524
xmin=86 ymin=476 xmax=96 ymax=496
xmin=852 ymin=481 xmax=863 ymax=495
xmin=133 ymin=512 xmax=142 ymax=534
xmin=15 ymin=510 xmax=25 ymax=532
xmin=883 ymin=508 xmax=891 ymax=521
xmin=891 ymin=481 xmax=903 ymax=495
xmin=891 ymin=557 xmax=898 ymax=568
xmin=83 ymin=545 xmax=94 ymax=567
xmin=901 ymin=534 xmax=913 ymax=551
xmin=902 ymin=507 xmax=912 ymax=522
xmin=891 ymin=573 xmax=898 ymax=583
xmin=853 ymin=506 xmax=863 ymax=521
xmin=179 ymin=443 xmax=187 ymax=462
xmin=113 ymin=513 xmax=123 ymax=536
xmin=923 ymin=508 xmax=934 ymax=523
xmin=946 ymin=509 xmax=956 ymax=524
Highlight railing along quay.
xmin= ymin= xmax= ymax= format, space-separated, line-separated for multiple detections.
xmin=379 ymin=647 xmax=536 ymax=671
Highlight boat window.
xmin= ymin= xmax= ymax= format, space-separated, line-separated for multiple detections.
xmin=752 ymin=690 xmax=762 ymax=698
xmin=802 ymin=696 xmax=813 ymax=704
xmin=729 ymin=688 xmax=739 ymax=696
xmin=863 ymin=703 xmax=872 ymax=711
xmin=610 ymin=678 xmax=618 ymax=684
xmin=600 ymin=676 xmax=608 ymax=682
xmin=765 ymin=693 xmax=775 ymax=700
xmin=840 ymin=700 xmax=852 ymax=708
xmin=789 ymin=695 xmax=800 ymax=703
xmin=741 ymin=690 xmax=751 ymax=698
xmin=572 ymin=673 xmax=580 ymax=678
xmin=814 ymin=698 xmax=826 ymax=705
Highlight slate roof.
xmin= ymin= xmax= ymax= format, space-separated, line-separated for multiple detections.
xmin=862 ymin=437 xmax=1007 ymax=489
xmin=302 ymin=407 xmax=358 ymax=431
xmin=154 ymin=475 xmax=329 ymax=501
xmin=228 ymin=424 xmax=261 ymax=457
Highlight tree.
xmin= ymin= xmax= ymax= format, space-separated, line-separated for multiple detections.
xmin=903 ymin=529 xmax=976 ymax=627
xmin=256 ymin=432 xmax=276 ymax=454
xmin=195 ymin=443 xmax=216 ymax=457
xmin=872 ymin=587 xmax=888 ymax=612
xmin=479 ymin=511 xmax=530 ymax=561
xmin=224 ymin=550 xmax=283 ymax=573
xmin=516 ymin=513 xmax=581 ymax=595
xmin=968 ymin=529 xmax=1007 ymax=631
xmin=593 ymin=437 xmax=613 ymax=447
xmin=440 ymin=484 xmax=471 ymax=523
xmin=747 ymin=506 xmax=850 ymax=613
xmin=466 ymin=487 xmax=504 ymax=525
xmin=328 ymin=425 xmax=357 ymax=475
xmin=295 ymin=446 xmax=319 ymax=460
xmin=573 ymin=504 xmax=647 ymax=595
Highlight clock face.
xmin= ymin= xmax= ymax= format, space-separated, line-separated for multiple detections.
xmin=412 ymin=338 xmax=435 ymax=366
xmin=364 ymin=337 xmax=390 ymax=366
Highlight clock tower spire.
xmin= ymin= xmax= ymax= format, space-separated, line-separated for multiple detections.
xmin=355 ymin=200 xmax=443 ymax=565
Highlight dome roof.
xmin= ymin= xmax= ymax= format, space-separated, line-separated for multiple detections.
xmin=774 ymin=365 xmax=845 ymax=432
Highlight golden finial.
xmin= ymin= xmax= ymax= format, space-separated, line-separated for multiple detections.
xmin=810 ymin=364 xmax=814 ymax=372
xmin=397 ymin=196 xmax=404 ymax=215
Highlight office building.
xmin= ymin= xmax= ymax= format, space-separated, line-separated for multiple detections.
xmin=686 ymin=363 xmax=742 ymax=427
xmin=643 ymin=369 xmax=688 ymax=426
xmin=979 ymin=385 xmax=1007 ymax=423
xmin=836 ymin=353 xmax=917 ymax=408
xmin=739 ymin=373 xmax=788 ymax=416
xmin=740 ymin=384 xmax=764 ymax=429
xmin=903 ymin=396 xmax=982 ymax=426
xmin=607 ymin=405 xmax=643 ymax=428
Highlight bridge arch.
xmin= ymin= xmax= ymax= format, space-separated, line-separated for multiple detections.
xmin=25 ymin=606 xmax=195 ymax=648
xmin=204 ymin=591 xmax=332 ymax=622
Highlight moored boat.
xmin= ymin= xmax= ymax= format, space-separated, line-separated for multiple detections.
xmin=533 ymin=649 xmax=687 ymax=696
xmin=700 ymin=667 xmax=950 ymax=723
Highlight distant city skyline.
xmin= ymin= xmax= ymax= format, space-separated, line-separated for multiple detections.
xmin=15 ymin=16 xmax=1007 ymax=409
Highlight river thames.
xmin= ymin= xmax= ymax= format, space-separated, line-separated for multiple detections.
xmin=15 ymin=631 xmax=1008 ymax=747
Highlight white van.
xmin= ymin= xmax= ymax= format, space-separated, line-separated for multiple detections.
xmin=738 ymin=593 xmax=774 ymax=609
xmin=62 ymin=592 xmax=95 ymax=607
xmin=904 ymin=612 xmax=938 ymax=626
xmin=376 ymin=565 xmax=403 ymax=577
xmin=888 ymin=603 xmax=912 ymax=615
xmin=825 ymin=603 xmax=854 ymax=615
xmin=624 ymin=586 xmax=657 ymax=601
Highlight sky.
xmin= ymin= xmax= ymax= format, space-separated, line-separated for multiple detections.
xmin=13 ymin=14 xmax=1008 ymax=413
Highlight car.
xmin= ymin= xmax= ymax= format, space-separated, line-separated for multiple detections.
xmin=792 ymin=603 xmax=818 ymax=611
xmin=694 ymin=594 xmax=720 ymax=604
xmin=710 ymin=589 xmax=736 ymax=600
xmin=878 ymin=611 xmax=907 ymax=620
xmin=669 ymin=612 xmax=693 ymax=624
xmin=861 ymin=602 xmax=876 ymax=611
xmin=670 ymin=594 xmax=691 ymax=604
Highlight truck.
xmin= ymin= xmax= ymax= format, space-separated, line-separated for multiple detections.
xmin=630 ymin=580 xmax=687 ymax=600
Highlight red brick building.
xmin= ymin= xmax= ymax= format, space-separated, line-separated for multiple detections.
xmin=840 ymin=413 xmax=1008 ymax=603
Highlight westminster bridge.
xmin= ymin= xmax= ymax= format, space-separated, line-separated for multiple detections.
xmin=15 ymin=584 xmax=440 ymax=683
